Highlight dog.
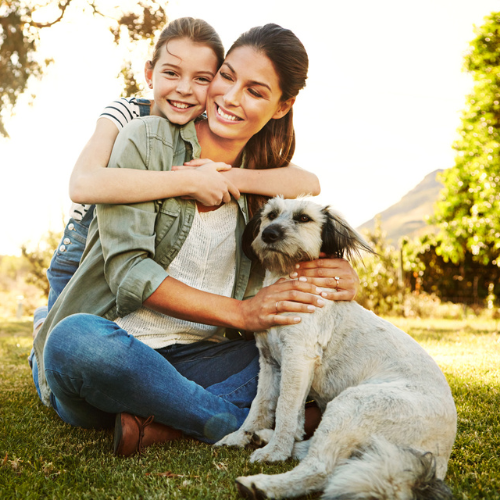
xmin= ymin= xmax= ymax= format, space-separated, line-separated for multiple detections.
xmin=215 ymin=197 xmax=457 ymax=500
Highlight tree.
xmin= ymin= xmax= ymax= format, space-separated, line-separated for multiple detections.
xmin=432 ymin=12 xmax=500 ymax=267
xmin=0 ymin=0 xmax=167 ymax=137
xmin=21 ymin=228 xmax=63 ymax=298
xmin=356 ymin=216 xmax=405 ymax=315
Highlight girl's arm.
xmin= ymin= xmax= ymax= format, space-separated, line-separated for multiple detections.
xmin=70 ymin=118 xmax=239 ymax=206
xmin=180 ymin=159 xmax=321 ymax=198
xmin=69 ymin=119 xmax=319 ymax=206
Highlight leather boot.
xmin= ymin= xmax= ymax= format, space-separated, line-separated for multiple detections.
xmin=304 ymin=401 xmax=322 ymax=439
xmin=113 ymin=412 xmax=183 ymax=457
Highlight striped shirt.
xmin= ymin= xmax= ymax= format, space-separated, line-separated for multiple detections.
xmin=69 ymin=98 xmax=150 ymax=221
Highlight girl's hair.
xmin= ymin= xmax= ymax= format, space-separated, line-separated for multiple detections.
xmin=150 ymin=17 xmax=225 ymax=69
xmin=227 ymin=24 xmax=309 ymax=215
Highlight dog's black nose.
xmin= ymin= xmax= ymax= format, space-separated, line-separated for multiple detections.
xmin=262 ymin=225 xmax=284 ymax=244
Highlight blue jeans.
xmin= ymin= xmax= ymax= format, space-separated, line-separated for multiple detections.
xmin=36 ymin=314 xmax=259 ymax=443
xmin=46 ymin=207 xmax=94 ymax=311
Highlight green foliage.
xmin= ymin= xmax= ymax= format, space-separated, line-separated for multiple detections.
xmin=356 ymin=216 xmax=405 ymax=315
xmin=0 ymin=0 xmax=167 ymax=137
xmin=432 ymin=12 xmax=500 ymax=266
xmin=403 ymin=232 xmax=500 ymax=306
xmin=20 ymin=229 xmax=62 ymax=298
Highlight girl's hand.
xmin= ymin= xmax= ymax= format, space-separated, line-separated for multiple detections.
xmin=172 ymin=160 xmax=240 ymax=205
xmin=290 ymin=255 xmax=359 ymax=301
xmin=238 ymin=278 xmax=326 ymax=333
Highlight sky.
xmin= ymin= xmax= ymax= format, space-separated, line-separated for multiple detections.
xmin=1 ymin=0 xmax=499 ymax=255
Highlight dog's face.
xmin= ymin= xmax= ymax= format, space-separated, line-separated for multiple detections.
xmin=243 ymin=197 xmax=374 ymax=275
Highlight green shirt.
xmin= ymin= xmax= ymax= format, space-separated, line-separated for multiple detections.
xmin=34 ymin=116 xmax=265 ymax=407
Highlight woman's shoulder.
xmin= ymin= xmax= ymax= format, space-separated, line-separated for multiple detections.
xmin=117 ymin=115 xmax=195 ymax=151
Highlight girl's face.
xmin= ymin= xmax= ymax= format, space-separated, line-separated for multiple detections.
xmin=145 ymin=38 xmax=219 ymax=125
xmin=205 ymin=46 xmax=295 ymax=143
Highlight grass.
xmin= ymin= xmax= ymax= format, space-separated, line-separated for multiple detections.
xmin=1 ymin=317 xmax=499 ymax=499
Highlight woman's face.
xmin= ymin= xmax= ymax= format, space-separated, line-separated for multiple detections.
xmin=146 ymin=38 xmax=219 ymax=125
xmin=205 ymin=46 xmax=294 ymax=143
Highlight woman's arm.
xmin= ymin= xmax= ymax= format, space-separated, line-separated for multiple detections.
xmin=144 ymin=275 xmax=326 ymax=332
xmin=69 ymin=119 xmax=239 ymax=206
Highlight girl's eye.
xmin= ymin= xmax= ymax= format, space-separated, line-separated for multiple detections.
xmin=164 ymin=71 xmax=177 ymax=78
xmin=196 ymin=77 xmax=212 ymax=84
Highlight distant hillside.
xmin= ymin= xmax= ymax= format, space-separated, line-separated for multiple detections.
xmin=357 ymin=169 xmax=444 ymax=244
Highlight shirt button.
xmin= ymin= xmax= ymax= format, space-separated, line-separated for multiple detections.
xmin=59 ymin=245 xmax=66 ymax=252
xmin=68 ymin=223 xmax=75 ymax=230
xmin=63 ymin=238 xmax=71 ymax=245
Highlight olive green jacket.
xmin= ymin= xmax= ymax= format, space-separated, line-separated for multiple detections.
xmin=33 ymin=116 xmax=265 ymax=407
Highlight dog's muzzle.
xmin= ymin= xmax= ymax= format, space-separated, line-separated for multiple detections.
xmin=262 ymin=224 xmax=284 ymax=244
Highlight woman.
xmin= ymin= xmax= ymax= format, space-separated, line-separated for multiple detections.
xmin=33 ymin=23 xmax=359 ymax=456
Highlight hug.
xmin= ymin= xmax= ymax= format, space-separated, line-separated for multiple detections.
xmin=29 ymin=16 xmax=456 ymax=500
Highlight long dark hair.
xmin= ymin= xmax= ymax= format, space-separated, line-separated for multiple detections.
xmin=227 ymin=24 xmax=309 ymax=215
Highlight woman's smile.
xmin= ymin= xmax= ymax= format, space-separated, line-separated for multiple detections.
xmin=205 ymin=46 xmax=286 ymax=143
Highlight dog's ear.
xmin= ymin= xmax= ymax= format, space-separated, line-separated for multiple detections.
xmin=321 ymin=207 xmax=376 ymax=261
xmin=242 ymin=207 xmax=265 ymax=261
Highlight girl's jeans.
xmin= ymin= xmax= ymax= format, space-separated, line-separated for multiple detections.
xmin=32 ymin=314 xmax=259 ymax=443
xmin=46 ymin=207 xmax=94 ymax=311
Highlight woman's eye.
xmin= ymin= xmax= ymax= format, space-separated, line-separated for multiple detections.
xmin=220 ymin=72 xmax=233 ymax=81
xmin=248 ymin=88 xmax=263 ymax=98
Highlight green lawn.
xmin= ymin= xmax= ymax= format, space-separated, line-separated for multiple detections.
xmin=1 ymin=317 xmax=499 ymax=499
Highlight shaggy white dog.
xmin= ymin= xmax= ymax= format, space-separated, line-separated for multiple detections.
xmin=215 ymin=198 xmax=457 ymax=500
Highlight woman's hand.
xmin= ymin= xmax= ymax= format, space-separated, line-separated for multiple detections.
xmin=172 ymin=159 xmax=240 ymax=206
xmin=238 ymin=278 xmax=326 ymax=333
xmin=290 ymin=255 xmax=359 ymax=301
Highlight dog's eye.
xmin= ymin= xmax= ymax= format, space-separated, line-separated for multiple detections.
xmin=268 ymin=211 xmax=278 ymax=221
xmin=295 ymin=214 xmax=312 ymax=223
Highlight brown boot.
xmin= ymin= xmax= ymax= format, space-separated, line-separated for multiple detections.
xmin=113 ymin=412 xmax=183 ymax=457
xmin=304 ymin=401 xmax=322 ymax=439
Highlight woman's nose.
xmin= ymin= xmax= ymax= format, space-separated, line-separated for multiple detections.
xmin=223 ymin=85 xmax=241 ymax=107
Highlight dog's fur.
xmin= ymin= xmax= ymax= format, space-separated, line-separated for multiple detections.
xmin=215 ymin=197 xmax=457 ymax=500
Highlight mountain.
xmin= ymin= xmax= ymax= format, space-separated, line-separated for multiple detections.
xmin=357 ymin=169 xmax=444 ymax=244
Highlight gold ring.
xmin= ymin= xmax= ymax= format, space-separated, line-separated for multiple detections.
xmin=334 ymin=276 xmax=340 ymax=289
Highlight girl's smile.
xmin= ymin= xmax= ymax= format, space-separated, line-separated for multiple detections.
xmin=146 ymin=37 xmax=219 ymax=125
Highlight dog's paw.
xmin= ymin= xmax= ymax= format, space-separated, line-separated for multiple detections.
xmin=235 ymin=476 xmax=269 ymax=500
xmin=250 ymin=429 xmax=274 ymax=447
xmin=292 ymin=439 xmax=311 ymax=460
xmin=215 ymin=430 xmax=252 ymax=448
xmin=249 ymin=444 xmax=291 ymax=463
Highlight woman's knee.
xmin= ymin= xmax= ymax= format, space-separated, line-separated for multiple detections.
xmin=45 ymin=314 xmax=120 ymax=371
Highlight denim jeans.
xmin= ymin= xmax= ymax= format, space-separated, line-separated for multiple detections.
xmin=46 ymin=207 xmax=95 ymax=311
xmin=36 ymin=314 xmax=259 ymax=443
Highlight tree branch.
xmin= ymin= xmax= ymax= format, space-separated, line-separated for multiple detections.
xmin=30 ymin=0 xmax=74 ymax=29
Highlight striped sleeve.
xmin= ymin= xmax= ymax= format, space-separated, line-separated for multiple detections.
xmin=99 ymin=98 xmax=142 ymax=130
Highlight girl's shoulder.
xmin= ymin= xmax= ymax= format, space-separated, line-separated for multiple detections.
xmin=99 ymin=97 xmax=152 ymax=130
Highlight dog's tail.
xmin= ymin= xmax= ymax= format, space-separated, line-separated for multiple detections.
xmin=322 ymin=437 xmax=454 ymax=500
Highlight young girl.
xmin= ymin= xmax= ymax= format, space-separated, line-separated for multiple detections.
xmin=33 ymin=22 xmax=359 ymax=456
